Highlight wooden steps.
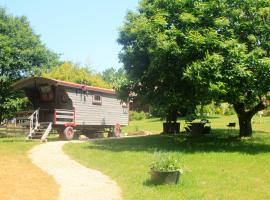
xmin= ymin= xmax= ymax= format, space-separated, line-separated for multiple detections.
xmin=28 ymin=122 xmax=52 ymax=140
xmin=2 ymin=109 xmax=53 ymax=140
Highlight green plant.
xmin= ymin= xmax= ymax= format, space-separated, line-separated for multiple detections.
xmin=150 ymin=152 xmax=183 ymax=173
xmin=129 ymin=111 xmax=146 ymax=121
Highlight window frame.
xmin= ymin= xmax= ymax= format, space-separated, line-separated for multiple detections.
xmin=92 ymin=94 xmax=102 ymax=105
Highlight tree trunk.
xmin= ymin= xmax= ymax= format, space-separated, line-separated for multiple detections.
xmin=164 ymin=107 xmax=179 ymax=134
xmin=238 ymin=113 xmax=253 ymax=137
xmin=234 ymin=103 xmax=254 ymax=137
xmin=199 ymin=103 xmax=204 ymax=118
xmin=0 ymin=114 xmax=2 ymax=125
xmin=234 ymin=101 xmax=269 ymax=137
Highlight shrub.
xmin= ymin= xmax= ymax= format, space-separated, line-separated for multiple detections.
xmin=129 ymin=111 xmax=146 ymax=121
xmin=224 ymin=108 xmax=235 ymax=115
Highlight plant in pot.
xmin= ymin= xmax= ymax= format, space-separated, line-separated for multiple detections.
xmin=150 ymin=152 xmax=183 ymax=184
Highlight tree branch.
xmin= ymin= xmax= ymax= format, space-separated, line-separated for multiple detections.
xmin=250 ymin=100 xmax=269 ymax=116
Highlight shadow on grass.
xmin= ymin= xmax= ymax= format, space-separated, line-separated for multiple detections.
xmin=83 ymin=129 xmax=270 ymax=155
xmin=146 ymin=118 xmax=163 ymax=122
xmin=143 ymin=179 xmax=157 ymax=186
xmin=142 ymin=178 xmax=182 ymax=187
xmin=143 ymin=179 xmax=166 ymax=187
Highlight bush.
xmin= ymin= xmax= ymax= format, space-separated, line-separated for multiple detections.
xmin=150 ymin=107 xmax=167 ymax=119
xmin=196 ymin=104 xmax=215 ymax=116
xmin=224 ymin=108 xmax=235 ymax=115
xmin=215 ymin=107 xmax=224 ymax=115
xmin=129 ymin=111 xmax=146 ymax=121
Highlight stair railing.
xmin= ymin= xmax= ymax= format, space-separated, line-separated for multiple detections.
xmin=41 ymin=122 xmax=52 ymax=141
xmin=28 ymin=108 xmax=40 ymax=138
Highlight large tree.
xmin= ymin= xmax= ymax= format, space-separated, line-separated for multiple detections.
xmin=118 ymin=0 xmax=270 ymax=136
xmin=0 ymin=8 xmax=58 ymax=123
xmin=118 ymin=0 xmax=199 ymax=123
xmin=183 ymin=0 xmax=270 ymax=137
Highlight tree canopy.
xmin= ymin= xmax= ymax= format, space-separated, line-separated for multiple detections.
xmin=42 ymin=62 xmax=111 ymax=89
xmin=118 ymin=0 xmax=198 ymax=121
xmin=0 ymin=8 xmax=59 ymax=122
xmin=183 ymin=0 xmax=270 ymax=136
xmin=118 ymin=0 xmax=270 ymax=136
xmin=101 ymin=67 xmax=127 ymax=89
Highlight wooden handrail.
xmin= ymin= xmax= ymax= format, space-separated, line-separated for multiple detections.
xmin=41 ymin=122 xmax=52 ymax=141
xmin=27 ymin=108 xmax=39 ymax=138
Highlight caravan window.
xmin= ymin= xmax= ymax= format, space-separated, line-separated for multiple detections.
xmin=39 ymin=85 xmax=54 ymax=102
xmin=92 ymin=94 xmax=102 ymax=105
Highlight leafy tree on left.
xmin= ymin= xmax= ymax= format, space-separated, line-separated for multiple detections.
xmin=0 ymin=8 xmax=59 ymax=123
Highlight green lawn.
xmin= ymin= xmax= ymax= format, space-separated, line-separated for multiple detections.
xmin=64 ymin=115 xmax=270 ymax=200
xmin=0 ymin=137 xmax=37 ymax=154
xmin=122 ymin=114 xmax=266 ymax=134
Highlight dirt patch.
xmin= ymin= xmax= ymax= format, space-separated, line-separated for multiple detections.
xmin=127 ymin=130 xmax=154 ymax=136
xmin=0 ymin=153 xmax=59 ymax=200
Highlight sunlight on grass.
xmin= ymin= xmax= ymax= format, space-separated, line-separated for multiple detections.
xmin=0 ymin=138 xmax=59 ymax=200
xmin=64 ymin=115 xmax=270 ymax=200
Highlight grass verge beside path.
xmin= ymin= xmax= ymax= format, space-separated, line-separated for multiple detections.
xmin=0 ymin=138 xmax=59 ymax=200
xmin=64 ymin=115 xmax=270 ymax=200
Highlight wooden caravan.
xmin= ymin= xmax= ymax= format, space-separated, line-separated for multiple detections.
xmin=12 ymin=77 xmax=129 ymax=140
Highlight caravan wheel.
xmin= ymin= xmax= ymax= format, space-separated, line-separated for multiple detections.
xmin=62 ymin=126 xmax=74 ymax=140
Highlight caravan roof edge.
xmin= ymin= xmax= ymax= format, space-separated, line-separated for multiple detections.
xmin=12 ymin=77 xmax=116 ymax=95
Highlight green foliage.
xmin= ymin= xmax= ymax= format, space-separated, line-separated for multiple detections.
xmin=195 ymin=104 xmax=212 ymax=116
xmin=0 ymin=8 xmax=58 ymax=122
xmin=195 ymin=102 xmax=235 ymax=116
xmin=119 ymin=0 xmax=270 ymax=136
xmin=42 ymin=62 xmax=111 ymax=89
xmin=101 ymin=67 xmax=132 ymax=101
xmin=101 ymin=67 xmax=127 ymax=89
xmin=1 ymin=96 xmax=29 ymax=122
xmin=181 ymin=0 xmax=270 ymax=136
xmin=150 ymin=152 xmax=182 ymax=172
xmin=224 ymin=108 xmax=235 ymax=116
xmin=118 ymin=1 xmax=199 ymax=115
xmin=150 ymin=107 xmax=167 ymax=119
xmin=129 ymin=111 xmax=146 ymax=121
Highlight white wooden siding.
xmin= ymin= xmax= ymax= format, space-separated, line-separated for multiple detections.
xmin=66 ymin=88 xmax=128 ymax=126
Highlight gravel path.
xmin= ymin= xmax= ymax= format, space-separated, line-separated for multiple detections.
xmin=29 ymin=141 xmax=122 ymax=200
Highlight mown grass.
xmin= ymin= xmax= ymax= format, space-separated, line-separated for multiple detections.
xmin=122 ymin=114 xmax=268 ymax=134
xmin=64 ymin=115 xmax=270 ymax=200
xmin=0 ymin=138 xmax=59 ymax=200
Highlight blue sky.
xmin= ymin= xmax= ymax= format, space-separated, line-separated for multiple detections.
xmin=1 ymin=0 xmax=139 ymax=72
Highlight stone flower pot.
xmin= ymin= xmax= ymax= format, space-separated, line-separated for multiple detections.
xmin=150 ymin=170 xmax=181 ymax=184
